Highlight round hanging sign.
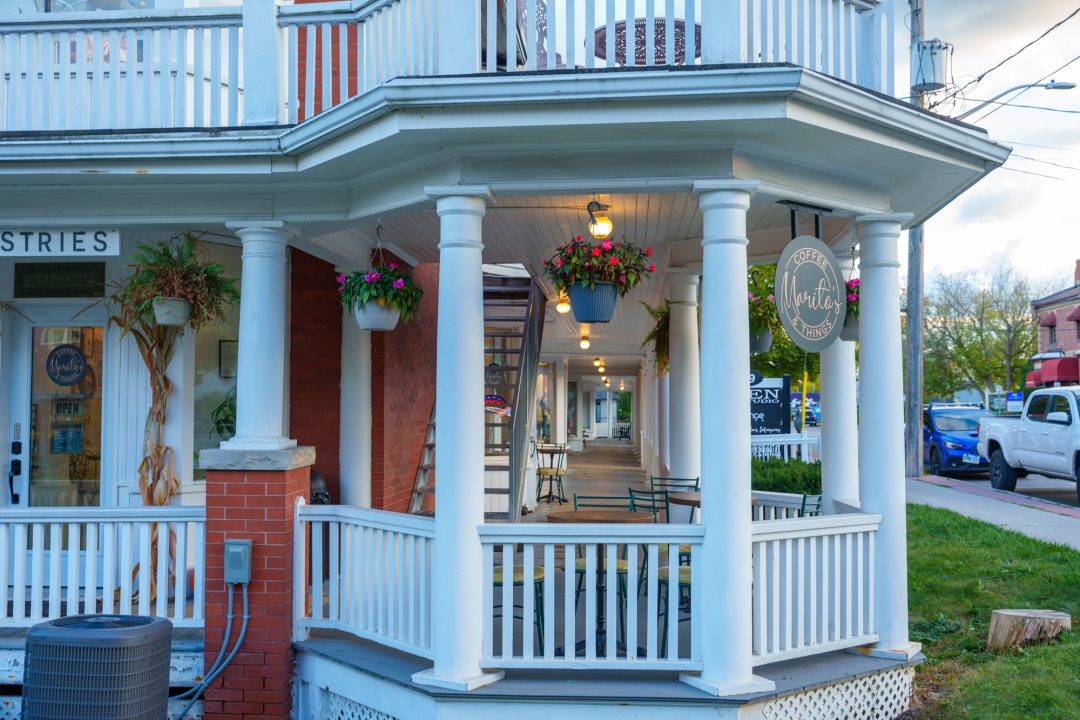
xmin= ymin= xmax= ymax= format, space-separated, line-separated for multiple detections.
xmin=774 ymin=236 xmax=847 ymax=352
xmin=45 ymin=344 xmax=89 ymax=386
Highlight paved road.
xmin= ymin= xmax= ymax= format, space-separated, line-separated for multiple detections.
xmin=907 ymin=477 xmax=1080 ymax=551
xmin=965 ymin=473 xmax=1079 ymax=508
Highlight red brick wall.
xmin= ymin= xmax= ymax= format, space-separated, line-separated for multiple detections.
xmin=290 ymin=250 xmax=343 ymax=502
xmin=294 ymin=0 xmax=359 ymax=122
xmin=203 ymin=465 xmax=311 ymax=720
xmin=370 ymin=260 xmax=439 ymax=512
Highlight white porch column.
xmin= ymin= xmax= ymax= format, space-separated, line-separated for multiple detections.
xmin=221 ymin=221 xmax=295 ymax=451
xmin=413 ymin=187 xmax=502 ymax=692
xmin=339 ymin=312 xmax=372 ymax=507
xmin=819 ymin=338 xmax=859 ymax=513
xmin=685 ymin=180 xmax=773 ymax=695
xmin=555 ymin=358 xmax=568 ymax=445
xmin=857 ymin=213 xmax=921 ymax=660
xmin=649 ymin=373 xmax=660 ymax=476
xmin=667 ymin=270 xmax=701 ymax=480
xmin=658 ymin=373 xmax=670 ymax=474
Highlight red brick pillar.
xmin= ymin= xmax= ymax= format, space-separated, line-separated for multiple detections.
xmin=200 ymin=448 xmax=314 ymax=720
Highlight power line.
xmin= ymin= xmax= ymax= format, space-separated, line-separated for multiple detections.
xmin=1011 ymin=153 xmax=1080 ymax=172
xmin=929 ymin=6 xmax=1080 ymax=110
xmin=971 ymin=52 xmax=1080 ymax=123
xmin=999 ymin=138 xmax=1080 ymax=152
xmin=999 ymin=166 xmax=1070 ymax=182
xmin=962 ymin=98 xmax=1080 ymax=114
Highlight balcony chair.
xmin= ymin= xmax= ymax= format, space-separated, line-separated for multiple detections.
xmin=799 ymin=494 xmax=823 ymax=517
xmin=535 ymin=444 xmax=567 ymax=504
xmin=650 ymin=475 xmax=701 ymax=525
xmin=657 ymin=564 xmax=692 ymax=657
xmin=492 ymin=559 xmax=545 ymax=653
xmin=569 ymin=493 xmax=631 ymax=642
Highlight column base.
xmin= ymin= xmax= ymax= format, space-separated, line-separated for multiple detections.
xmin=680 ymin=672 xmax=776 ymax=697
xmin=412 ymin=668 xmax=505 ymax=692
xmin=850 ymin=641 xmax=922 ymax=661
xmin=218 ymin=436 xmax=298 ymax=451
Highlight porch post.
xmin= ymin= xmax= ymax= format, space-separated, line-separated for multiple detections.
xmin=701 ymin=0 xmax=749 ymax=64
xmin=412 ymin=186 xmax=503 ymax=692
xmin=658 ymin=373 xmax=670 ymax=473
xmin=221 ymin=221 xmax=295 ymax=451
xmin=819 ymin=338 xmax=859 ymax=513
xmin=666 ymin=269 xmax=701 ymax=481
xmin=685 ymin=179 xmax=773 ymax=695
xmin=856 ymin=213 xmax=921 ymax=660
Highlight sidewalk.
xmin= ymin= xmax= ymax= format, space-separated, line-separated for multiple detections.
xmin=907 ymin=476 xmax=1080 ymax=551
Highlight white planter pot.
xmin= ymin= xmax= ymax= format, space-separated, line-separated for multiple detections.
xmin=840 ymin=314 xmax=858 ymax=341
xmin=354 ymin=302 xmax=400 ymax=331
xmin=152 ymin=297 xmax=192 ymax=327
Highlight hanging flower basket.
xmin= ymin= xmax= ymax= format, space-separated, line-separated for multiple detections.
xmin=152 ymin=297 xmax=193 ymax=327
xmin=840 ymin=277 xmax=860 ymax=341
xmin=567 ymin=281 xmax=618 ymax=324
xmin=354 ymin=301 xmax=401 ymax=331
xmin=338 ymin=243 xmax=424 ymax=332
xmin=840 ymin=314 xmax=858 ymax=341
xmin=750 ymin=327 xmax=773 ymax=355
xmin=542 ymin=234 xmax=655 ymax=325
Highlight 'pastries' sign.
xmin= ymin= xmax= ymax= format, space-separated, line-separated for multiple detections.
xmin=0 ymin=229 xmax=119 ymax=257
xmin=774 ymin=236 xmax=847 ymax=352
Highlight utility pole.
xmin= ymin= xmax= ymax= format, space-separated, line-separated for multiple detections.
xmin=904 ymin=0 xmax=925 ymax=479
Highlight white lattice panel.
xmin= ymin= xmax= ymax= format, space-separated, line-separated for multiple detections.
xmin=322 ymin=689 xmax=400 ymax=720
xmin=760 ymin=667 xmax=914 ymax=720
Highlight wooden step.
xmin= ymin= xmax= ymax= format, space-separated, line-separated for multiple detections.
xmin=483 ymin=299 xmax=530 ymax=307
xmin=484 ymin=331 xmax=524 ymax=338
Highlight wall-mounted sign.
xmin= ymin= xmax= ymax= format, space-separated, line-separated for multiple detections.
xmin=1006 ymin=391 xmax=1025 ymax=414
xmin=774 ymin=236 xmax=847 ymax=352
xmin=14 ymin=262 xmax=106 ymax=298
xmin=750 ymin=373 xmax=791 ymax=436
xmin=45 ymin=344 xmax=89 ymax=386
xmin=0 ymin=229 xmax=119 ymax=257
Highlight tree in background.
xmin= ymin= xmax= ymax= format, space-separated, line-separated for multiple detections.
xmin=923 ymin=265 xmax=1047 ymax=398
xmin=751 ymin=329 xmax=820 ymax=391
xmin=616 ymin=392 xmax=633 ymax=423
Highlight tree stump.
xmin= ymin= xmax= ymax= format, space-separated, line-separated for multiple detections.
xmin=986 ymin=609 xmax=1072 ymax=652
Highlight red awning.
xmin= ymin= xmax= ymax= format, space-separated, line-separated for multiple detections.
xmin=1039 ymin=311 xmax=1057 ymax=327
xmin=1025 ymin=369 xmax=1042 ymax=388
xmin=1067 ymin=305 xmax=1080 ymax=322
xmin=1040 ymin=357 xmax=1080 ymax=384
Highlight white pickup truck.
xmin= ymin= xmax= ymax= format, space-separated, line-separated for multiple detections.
xmin=976 ymin=386 xmax=1080 ymax=504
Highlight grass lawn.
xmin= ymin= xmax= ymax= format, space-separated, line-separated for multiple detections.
xmin=906 ymin=504 xmax=1080 ymax=719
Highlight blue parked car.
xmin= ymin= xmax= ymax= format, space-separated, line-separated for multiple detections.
xmin=922 ymin=405 xmax=992 ymax=476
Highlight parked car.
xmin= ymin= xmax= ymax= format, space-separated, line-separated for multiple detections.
xmin=977 ymin=387 xmax=1080 ymax=504
xmin=790 ymin=398 xmax=820 ymax=431
xmin=923 ymin=404 xmax=990 ymax=476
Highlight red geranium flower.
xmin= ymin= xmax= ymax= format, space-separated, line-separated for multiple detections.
xmin=592 ymin=248 xmax=602 ymax=257
xmin=609 ymin=256 xmax=619 ymax=266
xmin=645 ymin=247 xmax=653 ymax=257
xmin=649 ymin=264 xmax=656 ymax=273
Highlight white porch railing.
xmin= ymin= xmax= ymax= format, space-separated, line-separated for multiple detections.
xmin=752 ymin=432 xmax=820 ymax=462
xmin=752 ymin=490 xmax=813 ymax=520
xmin=0 ymin=506 xmax=206 ymax=628
xmin=293 ymin=501 xmax=435 ymax=660
xmin=480 ymin=0 xmax=888 ymax=86
xmin=478 ymin=522 xmax=705 ymax=670
xmin=278 ymin=0 xmax=437 ymax=125
xmin=750 ymin=513 xmax=880 ymax=666
xmin=0 ymin=6 xmax=243 ymax=132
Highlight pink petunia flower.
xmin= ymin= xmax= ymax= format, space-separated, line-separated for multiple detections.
xmin=555 ymin=258 xmax=563 ymax=267
xmin=847 ymin=293 xmax=858 ymax=302
xmin=389 ymin=262 xmax=397 ymax=270
xmin=600 ymin=240 xmax=613 ymax=251
xmin=768 ymin=294 xmax=775 ymax=303
xmin=336 ymin=274 xmax=346 ymax=284
xmin=393 ymin=278 xmax=405 ymax=290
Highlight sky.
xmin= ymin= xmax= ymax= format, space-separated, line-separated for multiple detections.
xmin=904 ymin=0 xmax=1080 ymax=290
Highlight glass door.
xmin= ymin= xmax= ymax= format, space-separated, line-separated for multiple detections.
xmin=28 ymin=326 xmax=104 ymax=507
xmin=593 ymin=391 xmax=610 ymax=438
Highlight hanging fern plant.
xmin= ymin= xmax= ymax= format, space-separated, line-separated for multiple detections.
xmin=640 ymin=300 xmax=670 ymax=375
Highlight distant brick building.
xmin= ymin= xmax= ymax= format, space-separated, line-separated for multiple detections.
xmin=1027 ymin=259 xmax=1080 ymax=388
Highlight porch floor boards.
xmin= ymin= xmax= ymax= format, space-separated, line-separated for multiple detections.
xmin=526 ymin=438 xmax=648 ymax=522
xmin=296 ymin=630 xmax=919 ymax=705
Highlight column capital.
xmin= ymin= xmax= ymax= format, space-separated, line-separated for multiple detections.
xmin=855 ymin=212 xmax=914 ymax=229
xmin=225 ymin=219 xmax=296 ymax=236
xmin=666 ymin=268 xmax=701 ymax=306
xmin=425 ymin=185 xmax=494 ymax=204
xmin=857 ymin=214 xmax=910 ymax=271
xmin=693 ymin=179 xmax=761 ymax=202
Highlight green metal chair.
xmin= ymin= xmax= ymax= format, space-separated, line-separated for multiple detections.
xmin=628 ymin=487 xmax=669 ymax=522
xmin=492 ymin=559 xmax=545 ymax=653
xmin=799 ymin=494 xmax=823 ymax=517
xmin=649 ymin=476 xmax=700 ymax=524
xmin=570 ymin=493 xmax=631 ymax=642
xmin=657 ymin=564 xmax=692 ymax=657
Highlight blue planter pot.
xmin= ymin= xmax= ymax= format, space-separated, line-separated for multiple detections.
xmin=567 ymin=282 xmax=618 ymax=324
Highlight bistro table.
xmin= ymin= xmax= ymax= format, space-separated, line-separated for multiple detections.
xmin=547 ymin=508 xmax=652 ymax=657
xmin=536 ymin=444 xmax=568 ymax=503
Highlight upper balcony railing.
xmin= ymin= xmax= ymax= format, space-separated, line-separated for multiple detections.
xmin=0 ymin=0 xmax=895 ymax=133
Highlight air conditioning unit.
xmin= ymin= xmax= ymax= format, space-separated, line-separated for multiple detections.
xmin=23 ymin=615 xmax=172 ymax=720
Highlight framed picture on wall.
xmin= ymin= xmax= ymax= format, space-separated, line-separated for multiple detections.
xmin=218 ymin=340 xmax=238 ymax=379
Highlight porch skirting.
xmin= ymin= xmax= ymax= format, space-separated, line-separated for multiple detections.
xmin=293 ymin=636 xmax=918 ymax=720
